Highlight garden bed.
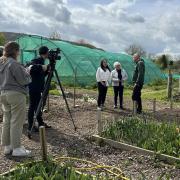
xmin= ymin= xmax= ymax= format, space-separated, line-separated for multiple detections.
xmin=101 ymin=117 xmax=180 ymax=159
xmin=0 ymin=158 xmax=128 ymax=180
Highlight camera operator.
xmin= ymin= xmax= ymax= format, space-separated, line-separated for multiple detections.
xmin=27 ymin=46 xmax=51 ymax=134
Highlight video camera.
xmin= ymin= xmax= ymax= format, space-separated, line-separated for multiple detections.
xmin=48 ymin=48 xmax=61 ymax=64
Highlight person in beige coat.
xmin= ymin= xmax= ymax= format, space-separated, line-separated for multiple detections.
xmin=0 ymin=42 xmax=31 ymax=156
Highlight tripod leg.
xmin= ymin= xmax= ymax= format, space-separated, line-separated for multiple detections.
xmin=54 ymin=70 xmax=77 ymax=131
xmin=28 ymin=70 xmax=53 ymax=138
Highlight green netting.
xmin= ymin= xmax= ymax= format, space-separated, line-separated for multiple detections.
xmin=16 ymin=35 xmax=165 ymax=87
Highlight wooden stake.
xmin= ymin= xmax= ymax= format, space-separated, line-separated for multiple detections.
xmin=133 ymin=101 xmax=137 ymax=115
xmin=167 ymin=68 xmax=173 ymax=99
xmin=153 ymin=98 xmax=156 ymax=114
xmin=170 ymin=96 xmax=173 ymax=110
xmin=113 ymin=113 xmax=119 ymax=122
xmin=47 ymin=94 xmax=50 ymax=112
xmin=39 ymin=126 xmax=48 ymax=161
xmin=97 ymin=109 xmax=102 ymax=135
xmin=73 ymin=67 xmax=77 ymax=108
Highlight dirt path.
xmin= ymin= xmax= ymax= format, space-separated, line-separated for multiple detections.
xmin=0 ymin=96 xmax=180 ymax=179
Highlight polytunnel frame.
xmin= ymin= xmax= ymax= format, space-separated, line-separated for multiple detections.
xmin=16 ymin=34 xmax=76 ymax=75
xmin=16 ymin=35 xmax=113 ymax=85
xmin=16 ymin=34 xmax=166 ymax=85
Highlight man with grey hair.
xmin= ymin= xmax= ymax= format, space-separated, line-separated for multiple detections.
xmin=132 ymin=53 xmax=145 ymax=114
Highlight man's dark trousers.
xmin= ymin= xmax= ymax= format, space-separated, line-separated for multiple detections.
xmin=113 ymin=85 xmax=124 ymax=107
xmin=28 ymin=91 xmax=44 ymax=131
xmin=132 ymin=85 xmax=143 ymax=113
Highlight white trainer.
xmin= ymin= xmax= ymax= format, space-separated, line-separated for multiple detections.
xmin=4 ymin=145 xmax=12 ymax=155
xmin=97 ymin=107 xmax=102 ymax=111
xmin=12 ymin=146 xmax=31 ymax=157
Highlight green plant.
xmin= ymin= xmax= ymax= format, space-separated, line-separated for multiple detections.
xmin=0 ymin=161 xmax=93 ymax=180
xmin=49 ymin=89 xmax=60 ymax=96
xmin=102 ymin=117 xmax=180 ymax=158
xmin=0 ymin=158 xmax=128 ymax=180
xmin=49 ymin=81 xmax=57 ymax=90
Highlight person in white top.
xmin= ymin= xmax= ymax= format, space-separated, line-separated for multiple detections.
xmin=111 ymin=62 xmax=128 ymax=109
xmin=96 ymin=59 xmax=111 ymax=110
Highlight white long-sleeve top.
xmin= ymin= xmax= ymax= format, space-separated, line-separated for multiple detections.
xmin=111 ymin=68 xmax=128 ymax=86
xmin=96 ymin=67 xmax=111 ymax=86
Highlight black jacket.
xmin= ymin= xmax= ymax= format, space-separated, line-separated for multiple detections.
xmin=132 ymin=59 xmax=145 ymax=86
xmin=28 ymin=57 xmax=47 ymax=93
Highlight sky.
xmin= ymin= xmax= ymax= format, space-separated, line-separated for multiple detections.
xmin=0 ymin=0 xmax=180 ymax=54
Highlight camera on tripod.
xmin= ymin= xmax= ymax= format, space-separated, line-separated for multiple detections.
xmin=48 ymin=48 xmax=61 ymax=64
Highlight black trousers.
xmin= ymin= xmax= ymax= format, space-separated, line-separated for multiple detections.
xmin=113 ymin=85 xmax=124 ymax=107
xmin=132 ymin=85 xmax=143 ymax=113
xmin=28 ymin=91 xmax=44 ymax=130
xmin=97 ymin=82 xmax=108 ymax=107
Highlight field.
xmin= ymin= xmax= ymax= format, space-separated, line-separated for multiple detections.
xmin=0 ymin=80 xmax=180 ymax=179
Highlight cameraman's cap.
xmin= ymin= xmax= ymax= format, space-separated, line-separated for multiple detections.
xmin=39 ymin=46 xmax=49 ymax=55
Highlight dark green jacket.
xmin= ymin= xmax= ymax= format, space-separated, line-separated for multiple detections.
xmin=132 ymin=59 xmax=145 ymax=86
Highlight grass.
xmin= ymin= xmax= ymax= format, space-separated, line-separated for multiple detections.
xmin=102 ymin=117 xmax=180 ymax=158
xmin=107 ymin=86 xmax=168 ymax=101
xmin=107 ymin=79 xmax=180 ymax=102
xmin=50 ymin=79 xmax=180 ymax=104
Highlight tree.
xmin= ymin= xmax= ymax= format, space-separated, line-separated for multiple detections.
xmin=125 ymin=44 xmax=146 ymax=57
xmin=75 ymin=39 xmax=104 ymax=50
xmin=0 ymin=33 xmax=6 ymax=46
xmin=49 ymin=31 xmax=61 ymax=40
xmin=173 ymin=60 xmax=180 ymax=72
xmin=77 ymin=39 xmax=87 ymax=44
xmin=156 ymin=54 xmax=169 ymax=70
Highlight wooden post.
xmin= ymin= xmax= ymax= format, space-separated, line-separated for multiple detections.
xmin=133 ymin=101 xmax=137 ymax=115
xmin=153 ymin=98 xmax=156 ymax=114
xmin=97 ymin=109 xmax=102 ymax=135
xmin=114 ymin=113 xmax=119 ymax=122
xmin=73 ymin=67 xmax=77 ymax=108
xmin=170 ymin=96 xmax=173 ymax=110
xmin=167 ymin=68 xmax=173 ymax=99
xmin=39 ymin=126 xmax=48 ymax=161
xmin=179 ymin=78 xmax=180 ymax=93
xmin=47 ymin=94 xmax=50 ymax=112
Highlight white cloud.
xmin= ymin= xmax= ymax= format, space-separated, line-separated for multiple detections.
xmin=28 ymin=0 xmax=71 ymax=23
xmin=0 ymin=0 xmax=180 ymax=54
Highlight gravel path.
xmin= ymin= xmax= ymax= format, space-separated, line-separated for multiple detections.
xmin=0 ymin=95 xmax=180 ymax=179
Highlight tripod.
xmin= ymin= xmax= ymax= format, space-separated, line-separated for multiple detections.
xmin=28 ymin=59 xmax=77 ymax=139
